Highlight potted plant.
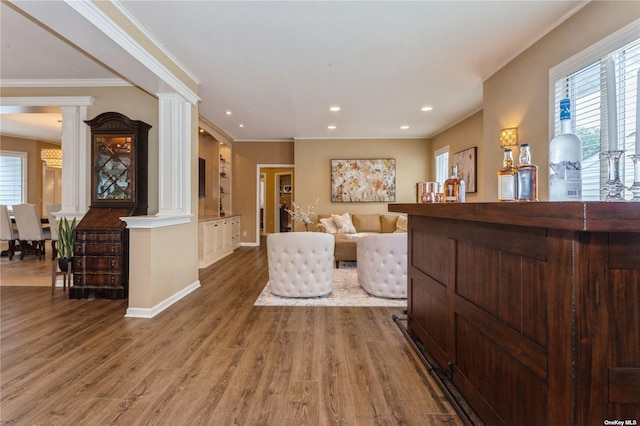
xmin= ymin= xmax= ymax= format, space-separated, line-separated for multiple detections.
xmin=57 ymin=216 xmax=77 ymax=272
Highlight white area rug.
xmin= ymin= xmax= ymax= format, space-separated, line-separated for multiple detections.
xmin=254 ymin=268 xmax=407 ymax=307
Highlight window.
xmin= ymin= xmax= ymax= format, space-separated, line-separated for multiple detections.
xmin=434 ymin=146 xmax=449 ymax=190
xmin=0 ymin=151 xmax=27 ymax=209
xmin=550 ymin=24 xmax=639 ymax=200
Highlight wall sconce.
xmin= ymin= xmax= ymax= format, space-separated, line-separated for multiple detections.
xmin=40 ymin=149 xmax=62 ymax=168
xmin=499 ymin=127 xmax=519 ymax=149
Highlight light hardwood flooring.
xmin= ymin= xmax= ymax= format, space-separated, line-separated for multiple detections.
xmin=0 ymin=241 xmax=53 ymax=287
xmin=1 ymin=240 xmax=462 ymax=425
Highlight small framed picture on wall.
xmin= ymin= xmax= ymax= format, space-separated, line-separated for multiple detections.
xmin=453 ymin=147 xmax=477 ymax=192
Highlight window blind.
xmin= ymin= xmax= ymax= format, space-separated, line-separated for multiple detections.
xmin=0 ymin=152 xmax=26 ymax=209
xmin=435 ymin=147 xmax=449 ymax=190
xmin=553 ymin=37 xmax=640 ymax=200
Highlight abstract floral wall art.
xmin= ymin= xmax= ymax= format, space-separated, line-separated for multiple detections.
xmin=330 ymin=159 xmax=396 ymax=202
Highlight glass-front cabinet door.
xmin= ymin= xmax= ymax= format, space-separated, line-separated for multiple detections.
xmin=85 ymin=112 xmax=151 ymax=215
xmin=94 ymin=134 xmax=135 ymax=203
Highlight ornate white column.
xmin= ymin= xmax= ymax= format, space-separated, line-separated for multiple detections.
xmin=122 ymin=93 xmax=193 ymax=228
xmin=59 ymin=105 xmax=89 ymax=219
xmin=157 ymin=93 xmax=191 ymax=216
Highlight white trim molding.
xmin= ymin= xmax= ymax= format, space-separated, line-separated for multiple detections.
xmin=65 ymin=0 xmax=199 ymax=106
xmin=255 ymin=163 xmax=294 ymax=246
xmin=0 ymin=78 xmax=131 ymax=88
xmin=125 ymin=280 xmax=201 ymax=318
xmin=121 ymin=214 xmax=193 ymax=229
xmin=0 ymin=96 xmax=95 ymax=107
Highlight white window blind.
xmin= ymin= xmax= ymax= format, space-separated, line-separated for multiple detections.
xmin=0 ymin=151 xmax=27 ymax=209
xmin=552 ymin=37 xmax=640 ymax=200
xmin=434 ymin=146 xmax=449 ymax=190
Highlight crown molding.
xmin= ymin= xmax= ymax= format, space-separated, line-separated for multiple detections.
xmin=0 ymin=96 xmax=95 ymax=107
xmin=0 ymin=78 xmax=131 ymax=88
xmin=112 ymin=0 xmax=200 ymax=86
xmin=65 ymin=0 xmax=199 ymax=105
xmin=198 ymin=115 xmax=234 ymax=146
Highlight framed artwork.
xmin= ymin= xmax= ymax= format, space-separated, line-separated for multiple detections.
xmin=454 ymin=147 xmax=477 ymax=193
xmin=331 ymin=158 xmax=396 ymax=202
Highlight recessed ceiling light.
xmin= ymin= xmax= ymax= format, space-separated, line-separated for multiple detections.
xmin=199 ymin=128 xmax=204 ymax=133
xmin=329 ymin=106 xmax=341 ymax=112
xmin=421 ymin=106 xmax=433 ymax=112
xmin=239 ymin=123 xmax=244 ymax=128
xmin=328 ymin=125 xmax=337 ymax=130
xmin=400 ymin=125 xmax=410 ymax=130
xmin=225 ymin=110 xmax=232 ymax=115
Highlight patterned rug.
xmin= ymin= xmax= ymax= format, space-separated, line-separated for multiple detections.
xmin=254 ymin=268 xmax=407 ymax=307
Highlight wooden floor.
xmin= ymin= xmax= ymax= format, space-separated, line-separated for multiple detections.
xmin=1 ymin=240 xmax=462 ymax=425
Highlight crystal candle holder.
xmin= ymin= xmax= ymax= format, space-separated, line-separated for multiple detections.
xmin=628 ymin=154 xmax=640 ymax=201
xmin=602 ymin=150 xmax=626 ymax=201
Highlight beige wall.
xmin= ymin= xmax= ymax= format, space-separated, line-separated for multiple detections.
xmin=2 ymin=86 xmax=199 ymax=312
xmin=0 ymin=134 xmax=60 ymax=214
xmin=2 ymin=86 xmax=161 ymax=212
xmin=430 ymin=111 xmax=483 ymax=201
xmin=431 ymin=2 xmax=639 ymax=201
xmin=233 ymin=141 xmax=295 ymax=243
xmin=294 ymin=138 xmax=430 ymax=230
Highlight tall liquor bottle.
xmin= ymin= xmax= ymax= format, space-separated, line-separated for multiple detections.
xmin=549 ymin=98 xmax=582 ymax=200
xmin=444 ymin=165 xmax=462 ymax=203
xmin=517 ymin=143 xmax=538 ymax=201
xmin=498 ymin=149 xmax=516 ymax=201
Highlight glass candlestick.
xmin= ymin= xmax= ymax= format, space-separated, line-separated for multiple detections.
xmin=602 ymin=150 xmax=626 ymax=201
xmin=628 ymin=154 xmax=640 ymax=201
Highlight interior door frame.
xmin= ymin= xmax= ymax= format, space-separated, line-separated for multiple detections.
xmin=254 ymin=164 xmax=294 ymax=247
xmin=273 ymin=171 xmax=292 ymax=234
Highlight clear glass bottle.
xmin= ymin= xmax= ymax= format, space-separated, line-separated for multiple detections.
xmin=549 ymin=98 xmax=582 ymax=201
xmin=498 ymin=149 xmax=516 ymax=201
xmin=458 ymin=170 xmax=466 ymax=202
xmin=517 ymin=143 xmax=538 ymax=202
xmin=444 ymin=165 xmax=461 ymax=203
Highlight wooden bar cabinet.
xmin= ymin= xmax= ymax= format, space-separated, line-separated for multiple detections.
xmin=70 ymin=112 xmax=151 ymax=299
xmin=389 ymin=202 xmax=639 ymax=425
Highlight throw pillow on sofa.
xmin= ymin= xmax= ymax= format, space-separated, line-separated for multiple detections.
xmin=331 ymin=213 xmax=356 ymax=234
xmin=352 ymin=214 xmax=382 ymax=233
xmin=381 ymin=214 xmax=399 ymax=233
xmin=319 ymin=217 xmax=339 ymax=234
xmin=394 ymin=214 xmax=408 ymax=232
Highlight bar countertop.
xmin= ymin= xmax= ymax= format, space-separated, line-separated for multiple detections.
xmin=389 ymin=201 xmax=640 ymax=232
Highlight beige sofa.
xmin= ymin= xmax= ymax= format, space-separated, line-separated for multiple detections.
xmin=314 ymin=213 xmax=406 ymax=267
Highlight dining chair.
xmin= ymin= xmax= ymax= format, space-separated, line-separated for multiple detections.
xmin=46 ymin=204 xmax=62 ymax=260
xmin=0 ymin=205 xmax=20 ymax=260
xmin=12 ymin=204 xmax=51 ymax=260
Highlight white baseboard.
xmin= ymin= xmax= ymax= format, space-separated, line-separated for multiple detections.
xmin=125 ymin=280 xmax=201 ymax=318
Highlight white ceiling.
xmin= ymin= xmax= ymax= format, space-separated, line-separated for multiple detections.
xmin=1 ymin=1 xmax=586 ymax=143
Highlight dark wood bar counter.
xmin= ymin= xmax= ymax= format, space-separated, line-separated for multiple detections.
xmin=389 ymin=202 xmax=639 ymax=425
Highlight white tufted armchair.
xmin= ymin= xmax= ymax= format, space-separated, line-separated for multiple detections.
xmin=357 ymin=233 xmax=407 ymax=298
xmin=267 ymin=232 xmax=334 ymax=297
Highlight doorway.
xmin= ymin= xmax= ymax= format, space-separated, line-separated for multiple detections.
xmin=275 ymin=172 xmax=292 ymax=233
xmin=259 ymin=173 xmax=265 ymax=235
xmin=256 ymin=165 xmax=294 ymax=244
xmin=42 ymin=165 xmax=62 ymax=214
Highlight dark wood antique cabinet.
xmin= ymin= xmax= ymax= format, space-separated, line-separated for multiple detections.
xmin=390 ymin=202 xmax=640 ymax=426
xmin=71 ymin=112 xmax=151 ymax=299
